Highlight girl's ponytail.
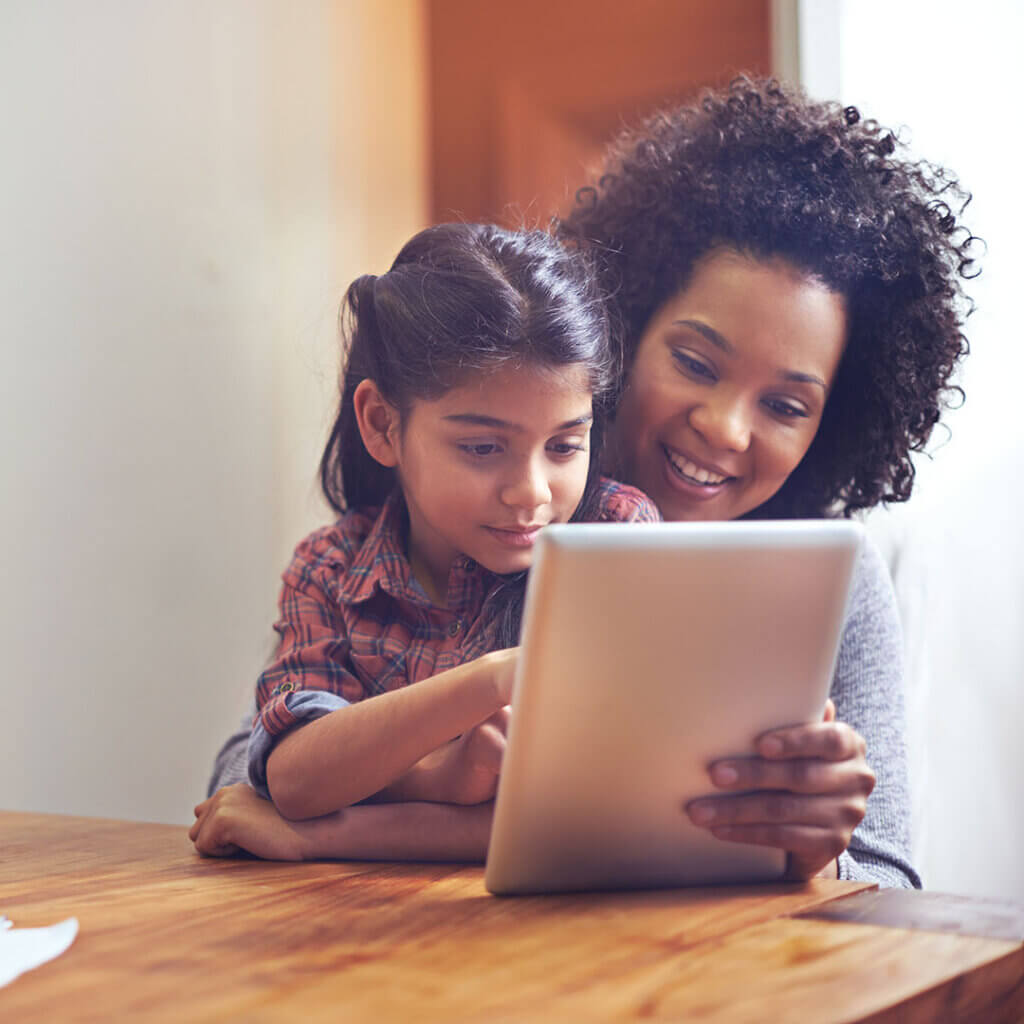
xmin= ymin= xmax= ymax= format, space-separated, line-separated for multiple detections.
xmin=319 ymin=275 xmax=396 ymax=513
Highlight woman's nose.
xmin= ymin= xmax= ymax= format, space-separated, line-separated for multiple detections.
xmin=500 ymin=458 xmax=552 ymax=511
xmin=688 ymin=396 xmax=752 ymax=452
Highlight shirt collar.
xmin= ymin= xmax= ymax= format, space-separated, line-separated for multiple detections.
xmin=336 ymin=489 xmax=501 ymax=612
xmin=337 ymin=490 xmax=417 ymax=605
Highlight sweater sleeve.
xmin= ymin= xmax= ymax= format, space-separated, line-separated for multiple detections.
xmin=206 ymin=702 xmax=255 ymax=796
xmin=833 ymin=535 xmax=922 ymax=888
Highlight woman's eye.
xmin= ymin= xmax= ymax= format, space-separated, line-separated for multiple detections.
xmin=672 ymin=350 xmax=715 ymax=380
xmin=763 ymin=398 xmax=808 ymax=419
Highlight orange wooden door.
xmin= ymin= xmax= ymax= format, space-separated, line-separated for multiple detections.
xmin=427 ymin=0 xmax=772 ymax=226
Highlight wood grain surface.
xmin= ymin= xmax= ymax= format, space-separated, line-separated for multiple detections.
xmin=2 ymin=811 xmax=1022 ymax=1022
xmin=797 ymin=886 xmax=1024 ymax=942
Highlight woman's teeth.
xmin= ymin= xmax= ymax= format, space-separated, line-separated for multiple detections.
xmin=667 ymin=450 xmax=727 ymax=486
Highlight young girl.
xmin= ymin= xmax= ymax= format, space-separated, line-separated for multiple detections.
xmin=230 ymin=222 xmax=658 ymax=829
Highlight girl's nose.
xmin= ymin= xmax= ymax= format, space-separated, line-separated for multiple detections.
xmin=500 ymin=458 xmax=552 ymax=512
xmin=688 ymin=396 xmax=752 ymax=453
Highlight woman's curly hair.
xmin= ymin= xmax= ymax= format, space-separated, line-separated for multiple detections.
xmin=559 ymin=75 xmax=979 ymax=518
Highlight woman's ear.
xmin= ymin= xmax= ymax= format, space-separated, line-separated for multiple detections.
xmin=353 ymin=379 xmax=401 ymax=468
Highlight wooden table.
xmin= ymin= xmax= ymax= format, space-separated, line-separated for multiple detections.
xmin=2 ymin=811 xmax=1022 ymax=1022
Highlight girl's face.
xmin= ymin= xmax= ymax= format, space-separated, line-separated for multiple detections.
xmin=609 ymin=249 xmax=847 ymax=522
xmin=391 ymin=363 xmax=594 ymax=601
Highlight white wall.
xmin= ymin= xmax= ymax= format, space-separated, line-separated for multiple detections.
xmin=7 ymin=1 xmax=1016 ymax=901
xmin=1 ymin=0 xmax=426 ymax=824
xmin=799 ymin=1 xmax=1024 ymax=900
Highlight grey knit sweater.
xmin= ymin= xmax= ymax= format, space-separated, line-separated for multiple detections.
xmin=206 ymin=534 xmax=919 ymax=888
xmin=832 ymin=536 xmax=920 ymax=887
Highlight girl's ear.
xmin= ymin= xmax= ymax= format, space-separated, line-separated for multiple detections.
xmin=353 ymin=379 xmax=401 ymax=468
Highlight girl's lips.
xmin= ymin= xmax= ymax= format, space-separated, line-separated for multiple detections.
xmin=660 ymin=444 xmax=732 ymax=500
xmin=483 ymin=525 xmax=544 ymax=548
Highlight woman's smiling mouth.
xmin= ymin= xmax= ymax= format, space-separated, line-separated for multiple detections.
xmin=662 ymin=445 xmax=734 ymax=488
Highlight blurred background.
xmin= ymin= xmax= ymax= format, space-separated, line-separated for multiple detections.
xmin=2 ymin=1 xmax=1020 ymax=901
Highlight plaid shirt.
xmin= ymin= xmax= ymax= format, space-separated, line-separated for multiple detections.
xmin=254 ymin=477 xmax=659 ymax=740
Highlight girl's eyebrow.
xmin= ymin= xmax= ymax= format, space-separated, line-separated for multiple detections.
xmin=673 ymin=319 xmax=827 ymax=391
xmin=442 ymin=413 xmax=594 ymax=431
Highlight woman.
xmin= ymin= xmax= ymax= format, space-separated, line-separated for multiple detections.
xmin=192 ymin=78 xmax=975 ymax=886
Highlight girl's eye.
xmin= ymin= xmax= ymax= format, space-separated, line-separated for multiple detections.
xmin=458 ymin=442 xmax=501 ymax=457
xmin=672 ymin=350 xmax=716 ymax=380
xmin=547 ymin=440 xmax=587 ymax=457
xmin=763 ymin=398 xmax=809 ymax=420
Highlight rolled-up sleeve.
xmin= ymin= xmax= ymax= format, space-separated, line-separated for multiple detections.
xmin=248 ymin=532 xmax=368 ymax=797
xmin=247 ymin=689 xmax=350 ymax=797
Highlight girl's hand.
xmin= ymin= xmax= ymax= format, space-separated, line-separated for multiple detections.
xmin=485 ymin=646 xmax=519 ymax=706
xmin=684 ymin=700 xmax=876 ymax=880
xmin=418 ymin=706 xmax=511 ymax=805
xmin=190 ymin=784 xmax=494 ymax=862
xmin=190 ymin=784 xmax=316 ymax=861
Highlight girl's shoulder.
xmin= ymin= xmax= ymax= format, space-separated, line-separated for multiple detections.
xmin=282 ymin=504 xmax=391 ymax=587
xmin=585 ymin=477 xmax=662 ymax=524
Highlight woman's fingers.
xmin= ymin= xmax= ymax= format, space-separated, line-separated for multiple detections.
xmin=756 ymin=720 xmax=866 ymax=762
xmin=686 ymin=709 xmax=873 ymax=880
xmin=706 ymin=822 xmax=848 ymax=864
xmin=707 ymin=754 xmax=875 ymax=797
xmin=687 ymin=792 xmax=867 ymax=831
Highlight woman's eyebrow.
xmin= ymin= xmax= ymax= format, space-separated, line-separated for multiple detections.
xmin=782 ymin=370 xmax=827 ymax=390
xmin=674 ymin=319 xmax=734 ymax=354
xmin=442 ymin=413 xmax=594 ymax=431
xmin=675 ymin=319 xmax=827 ymax=390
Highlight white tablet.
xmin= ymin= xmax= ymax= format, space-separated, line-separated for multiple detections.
xmin=485 ymin=519 xmax=863 ymax=895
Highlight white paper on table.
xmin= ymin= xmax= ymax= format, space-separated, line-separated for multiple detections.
xmin=0 ymin=916 xmax=79 ymax=988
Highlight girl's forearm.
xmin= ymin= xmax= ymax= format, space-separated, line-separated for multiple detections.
xmin=302 ymin=800 xmax=492 ymax=862
xmin=267 ymin=649 xmax=514 ymax=819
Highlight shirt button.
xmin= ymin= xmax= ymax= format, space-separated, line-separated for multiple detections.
xmin=447 ymin=620 xmax=461 ymax=637
xmin=460 ymin=558 xmax=476 ymax=571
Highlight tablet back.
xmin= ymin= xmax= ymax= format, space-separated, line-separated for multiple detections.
xmin=485 ymin=519 xmax=863 ymax=895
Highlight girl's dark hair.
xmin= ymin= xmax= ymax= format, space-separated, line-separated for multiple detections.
xmin=560 ymin=75 xmax=980 ymax=518
xmin=320 ymin=222 xmax=613 ymax=646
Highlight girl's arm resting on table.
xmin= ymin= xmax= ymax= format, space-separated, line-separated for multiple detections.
xmin=266 ymin=648 xmax=517 ymax=820
xmin=190 ymin=784 xmax=492 ymax=862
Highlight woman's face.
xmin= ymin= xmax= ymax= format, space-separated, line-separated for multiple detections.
xmin=609 ymin=249 xmax=847 ymax=522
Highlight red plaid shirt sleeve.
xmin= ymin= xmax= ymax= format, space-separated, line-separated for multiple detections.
xmin=255 ymin=528 xmax=367 ymax=739
xmin=590 ymin=477 xmax=662 ymax=523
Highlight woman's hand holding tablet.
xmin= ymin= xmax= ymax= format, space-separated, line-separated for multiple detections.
xmin=687 ymin=698 xmax=877 ymax=880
